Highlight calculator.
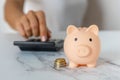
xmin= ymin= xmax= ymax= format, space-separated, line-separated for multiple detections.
xmin=14 ymin=39 xmax=64 ymax=51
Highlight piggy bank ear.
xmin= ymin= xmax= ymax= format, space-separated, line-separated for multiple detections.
xmin=86 ymin=24 xmax=99 ymax=35
xmin=67 ymin=25 xmax=78 ymax=35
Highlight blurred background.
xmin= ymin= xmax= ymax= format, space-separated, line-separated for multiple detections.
xmin=0 ymin=0 xmax=120 ymax=33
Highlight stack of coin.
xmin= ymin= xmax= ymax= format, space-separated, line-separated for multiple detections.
xmin=54 ymin=58 xmax=67 ymax=69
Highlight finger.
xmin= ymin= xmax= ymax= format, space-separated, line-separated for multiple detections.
xmin=27 ymin=11 xmax=39 ymax=37
xmin=16 ymin=23 xmax=27 ymax=38
xmin=47 ymin=28 xmax=52 ymax=34
xmin=47 ymin=28 xmax=51 ymax=39
xmin=21 ymin=15 xmax=32 ymax=38
xmin=47 ymin=31 xmax=51 ymax=39
xmin=35 ymin=11 xmax=48 ymax=41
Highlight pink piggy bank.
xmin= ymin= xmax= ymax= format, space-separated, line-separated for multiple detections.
xmin=64 ymin=25 xmax=100 ymax=68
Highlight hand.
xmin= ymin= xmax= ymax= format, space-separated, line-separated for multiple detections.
xmin=15 ymin=10 xmax=51 ymax=41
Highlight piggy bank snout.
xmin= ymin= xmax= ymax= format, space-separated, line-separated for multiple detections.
xmin=77 ymin=45 xmax=91 ymax=57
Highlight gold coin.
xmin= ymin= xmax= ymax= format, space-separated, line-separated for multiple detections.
xmin=55 ymin=58 xmax=66 ymax=62
xmin=54 ymin=58 xmax=67 ymax=69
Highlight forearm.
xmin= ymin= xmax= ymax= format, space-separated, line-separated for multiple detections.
xmin=4 ymin=0 xmax=25 ymax=30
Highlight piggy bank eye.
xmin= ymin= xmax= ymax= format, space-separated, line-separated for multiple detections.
xmin=74 ymin=38 xmax=78 ymax=41
xmin=89 ymin=38 xmax=92 ymax=42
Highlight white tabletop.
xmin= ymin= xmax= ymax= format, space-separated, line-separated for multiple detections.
xmin=0 ymin=31 xmax=120 ymax=80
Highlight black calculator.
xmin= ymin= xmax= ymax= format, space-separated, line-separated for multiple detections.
xmin=14 ymin=39 xmax=64 ymax=51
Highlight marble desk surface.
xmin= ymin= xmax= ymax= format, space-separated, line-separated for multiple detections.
xmin=0 ymin=31 xmax=120 ymax=80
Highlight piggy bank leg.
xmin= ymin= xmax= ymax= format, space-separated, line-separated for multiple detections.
xmin=87 ymin=62 xmax=96 ymax=68
xmin=69 ymin=61 xmax=78 ymax=68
